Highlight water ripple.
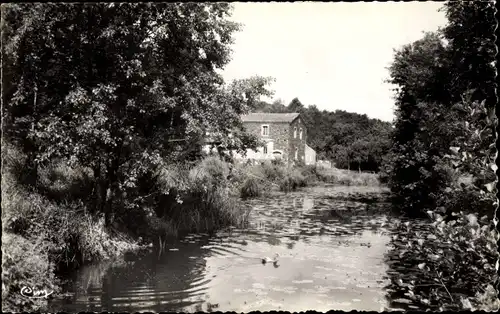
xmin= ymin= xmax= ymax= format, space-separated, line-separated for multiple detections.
xmin=51 ymin=185 xmax=406 ymax=312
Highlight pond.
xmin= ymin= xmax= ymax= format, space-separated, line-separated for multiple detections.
xmin=49 ymin=185 xmax=428 ymax=312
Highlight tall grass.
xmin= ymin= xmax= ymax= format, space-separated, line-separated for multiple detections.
xmin=154 ymin=156 xmax=250 ymax=240
xmin=230 ymin=161 xmax=382 ymax=199
xmin=240 ymin=177 xmax=262 ymax=198
xmin=301 ymin=165 xmax=381 ymax=186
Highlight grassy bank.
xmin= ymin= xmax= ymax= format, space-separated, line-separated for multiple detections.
xmin=1 ymin=163 xmax=143 ymax=312
xmin=229 ymin=160 xmax=381 ymax=199
xmin=300 ymin=165 xmax=381 ymax=186
xmin=1 ymin=148 xmax=248 ymax=312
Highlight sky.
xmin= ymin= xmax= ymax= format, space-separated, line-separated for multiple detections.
xmin=221 ymin=2 xmax=448 ymax=122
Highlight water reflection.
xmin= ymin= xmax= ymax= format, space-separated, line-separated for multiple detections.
xmin=51 ymin=185 xmax=401 ymax=312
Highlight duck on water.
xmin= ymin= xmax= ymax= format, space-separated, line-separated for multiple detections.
xmin=262 ymin=253 xmax=279 ymax=266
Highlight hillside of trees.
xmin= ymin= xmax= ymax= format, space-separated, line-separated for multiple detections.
xmin=252 ymin=98 xmax=393 ymax=172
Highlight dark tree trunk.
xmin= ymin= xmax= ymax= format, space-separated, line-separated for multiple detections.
xmin=103 ymin=144 xmax=122 ymax=227
xmin=91 ymin=162 xmax=102 ymax=213
xmin=24 ymin=86 xmax=39 ymax=187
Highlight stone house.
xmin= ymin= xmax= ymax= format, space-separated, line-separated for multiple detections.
xmin=235 ymin=112 xmax=316 ymax=165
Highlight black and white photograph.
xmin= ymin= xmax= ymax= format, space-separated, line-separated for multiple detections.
xmin=1 ymin=1 xmax=498 ymax=312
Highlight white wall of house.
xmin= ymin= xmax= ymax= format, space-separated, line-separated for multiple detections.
xmin=305 ymin=143 xmax=316 ymax=165
xmin=233 ymin=140 xmax=276 ymax=160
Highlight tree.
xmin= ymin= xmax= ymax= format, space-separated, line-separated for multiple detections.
xmin=3 ymin=3 xmax=273 ymax=226
xmin=287 ymin=97 xmax=305 ymax=113
xmin=441 ymin=0 xmax=496 ymax=109
xmin=384 ymin=0 xmax=496 ymax=216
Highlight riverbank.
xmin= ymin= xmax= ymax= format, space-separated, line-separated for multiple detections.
xmin=233 ymin=161 xmax=381 ymax=198
xmin=1 ymin=147 xmax=382 ymax=312
xmin=1 ymin=166 xmax=147 ymax=312
xmin=0 ymin=151 xmax=226 ymax=311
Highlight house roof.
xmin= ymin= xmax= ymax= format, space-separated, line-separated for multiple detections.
xmin=241 ymin=112 xmax=300 ymax=123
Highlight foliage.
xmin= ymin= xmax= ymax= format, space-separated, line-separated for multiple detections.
xmin=279 ymin=169 xmax=307 ymax=193
xmin=440 ymin=0 xmax=497 ymax=109
xmin=2 ymin=3 xmax=273 ymax=227
xmin=304 ymin=166 xmax=381 ymax=187
xmin=261 ymin=161 xmax=287 ymax=182
xmin=150 ymin=157 xmax=251 ymax=238
xmin=2 ymin=5 xmax=270 ymax=312
xmin=1 ymin=233 xmax=59 ymax=312
xmin=1 ymin=152 xmax=141 ymax=312
xmin=383 ymin=0 xmax=497 ymax=218
xmin=383 ymin=1 xmax=498 ymax=310
xmin=386 ymin=212 xmax=498 ymax=311
xmin=240 ymin=177 xmax=262 ymax=199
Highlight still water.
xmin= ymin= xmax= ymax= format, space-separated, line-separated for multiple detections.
xmin=50 ymin=185 xmax=420 ymax=312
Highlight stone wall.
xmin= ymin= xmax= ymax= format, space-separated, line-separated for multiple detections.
xmin=242 ymin=121 xmax=291 ymax=160
xmin=289 ymin=117 xmax=306 ymax=162
xmin=241 ymin=115 xmax=308 ymax=163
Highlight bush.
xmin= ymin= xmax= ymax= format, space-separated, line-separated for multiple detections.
xmin=310 ymin=167 xmax=381 ymax=186
xmin=2 ymin=160 xmax=138 ymax=312
xmin=2 ymin=163 xmax=138 ymax=269
xmin=271 ymin=158 xmax=286 ymax=167
xmin=386 ymin=211 xmax=498 ymax=311
xmin=240 ymin=177 xmax=261 ymax=198
xmin=1 ymin=142 xmax=35 ymax=187
xmin=195 ymin=156 xmax=230 ymax=187
xmin=279 ymin=168 xmax=306 ymax=192
xmin=261 ymin=161 xmax=286 ymax=182
xmin=300 ymin=165 xmax=321 ymax=184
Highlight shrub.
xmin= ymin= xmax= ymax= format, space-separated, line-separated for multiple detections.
xmin=240 ymin=177 xmax=261 ymax=198
xmin=311 ymin=167 xmax=381 ymax=186
xmin=386 ymin=211 xmax=498 ymax=311
xmin=153 ymin=157 xmax=248 ymax=234
xmin=271 ymin=158 xmax=285 ymax=167
xmin=196 ymin=156 xmax=230 ymax=187
xmin=2 ymin=165 xmax=136 ymax=274
xmin=261 ymin=161 xmax=286 ymax=182
xmin=1 ymin=142 xmax=35 ymax=187
xmin=300 ymin=165 xmax=321 ymax=184
xmin=279 ymin=169 xmax=306 ymax=192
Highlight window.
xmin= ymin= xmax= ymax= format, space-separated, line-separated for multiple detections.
xmin=293 ymin=127 xmax=297 ymax=138
xmin=295 ymin=147 xmax=298 ymax=160
xmin=299 ymin=128 xmax=303 ymax=140
xmin=263 ymin=146 xmax=267 ymax=154
xmin=261 ymin=125 xmax=269 ymax=136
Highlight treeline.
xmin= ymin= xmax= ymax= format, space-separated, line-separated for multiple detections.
xmin=382 ymin=0 xmax=497 ymax=219
xmin=252 ymin=98 xmax=393 ymax=172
